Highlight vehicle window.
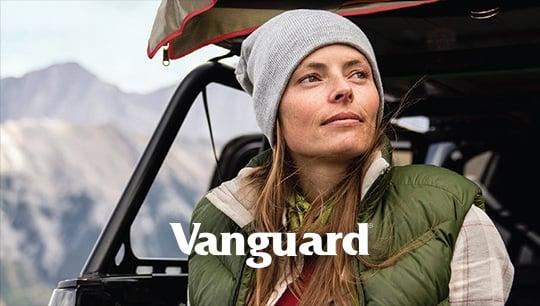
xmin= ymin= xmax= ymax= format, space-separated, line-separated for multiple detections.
xmin=464 ymin=147 xmax=539 ymax=267
xmin=130 ymin=82 xmax=259 ymax=258
xmin=464 ymin=150 xmax=492 ymax=181
xmin=391 ymin=140 xmax=413 ymax=166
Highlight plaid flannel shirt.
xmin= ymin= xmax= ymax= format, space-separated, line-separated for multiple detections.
xmin=449 ymin=205 xmax=514 ymax=305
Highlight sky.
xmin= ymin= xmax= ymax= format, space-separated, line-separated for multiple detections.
xmin=0 ymin=0 xmax=231 ymax=94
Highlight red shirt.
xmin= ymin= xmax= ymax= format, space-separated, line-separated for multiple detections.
xmin=275 ymin=256 xmax=317 ymax=306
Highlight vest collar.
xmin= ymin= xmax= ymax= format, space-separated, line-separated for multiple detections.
xmin=207 ymin=138 xmax=393 ymax=231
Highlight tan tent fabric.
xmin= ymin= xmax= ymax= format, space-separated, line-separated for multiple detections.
xmin=147 ymin=0 xmax=215 ymax=58
xmin=147 ymin=0 xmax=438 ymax=61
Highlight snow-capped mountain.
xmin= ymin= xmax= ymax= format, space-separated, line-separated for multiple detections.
xmin=0 ymin=63 xmax=169 ymax=134
xmin=0 ymin=62 xmax=259 ymax=141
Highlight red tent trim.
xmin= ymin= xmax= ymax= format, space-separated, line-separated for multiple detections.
xmin=148 ymin=0 xmax=439 ymax=60
xmin=147 ymin=0 xmax=218 ymax=59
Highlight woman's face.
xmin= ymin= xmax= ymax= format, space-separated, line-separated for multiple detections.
xmin=279 ymin=44 xmax=380 ymax=162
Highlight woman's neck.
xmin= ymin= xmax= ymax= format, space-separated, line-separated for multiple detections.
xmin=291 ymin=150 xmax=380 ymax=203
xmin=293 ymin=156 xmax=349 ymax=203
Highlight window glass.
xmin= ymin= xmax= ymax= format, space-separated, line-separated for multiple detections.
xmin=464 ymin=151 xmax=492 ymax=181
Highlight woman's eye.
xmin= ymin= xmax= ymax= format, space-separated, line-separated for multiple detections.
xmin=300 ymin=75 xmax=319 ymax=84
xmin=351 ymin=71 xmax=368 ymax=79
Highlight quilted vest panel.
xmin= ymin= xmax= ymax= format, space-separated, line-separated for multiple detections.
xmin=188 ymin=164 xmax=483 ymax=306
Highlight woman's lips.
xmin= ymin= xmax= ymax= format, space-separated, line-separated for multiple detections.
xmin=324 ymin=118 xmax=361 ymax=127
xmin=322 ymin=111 xmax=363 ymax=127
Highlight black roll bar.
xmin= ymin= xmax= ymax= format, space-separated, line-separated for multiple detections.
xmin=81 ymin=61 xmax=241 ymax=276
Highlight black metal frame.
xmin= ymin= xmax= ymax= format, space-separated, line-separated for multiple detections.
xmin=81 ymin=62 xmax=242 ymax=277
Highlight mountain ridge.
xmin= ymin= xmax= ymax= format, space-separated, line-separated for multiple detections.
xmin=1 ymin=61 xmax=259 ymax=140
xmin=0 ymin=61 xmax=259 ymax=306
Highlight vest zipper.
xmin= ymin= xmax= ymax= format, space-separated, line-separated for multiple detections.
xmin=230 ymin=254 xmax=248 ymax=306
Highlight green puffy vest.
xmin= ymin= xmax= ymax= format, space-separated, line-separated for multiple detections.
xmin=188 ymin=149 xmax=484 ymax=306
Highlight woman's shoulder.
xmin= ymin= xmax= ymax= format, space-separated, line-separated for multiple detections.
xmin=389 ymin=164 xmax=482 ymax=202
xmin=385 ymin=164 xmax=485 ymax=219
xmin=191 ymin=196 xmax=238 ymax=233
xmin=191 ymin=165 xmax=259 ymax=231
xmin=390 ymin=164 xmax=475 ymax=186
xmin=191 ymin=195 xmax=219 ymax=221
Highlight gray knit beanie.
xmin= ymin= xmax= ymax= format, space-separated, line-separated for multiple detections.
xmin=235 ymin=9 xmax=384 ymax=146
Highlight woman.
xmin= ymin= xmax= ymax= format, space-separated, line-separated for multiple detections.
xmin=188 ymin=9 xmax=514 ymax=306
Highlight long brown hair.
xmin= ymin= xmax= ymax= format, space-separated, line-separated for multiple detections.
xmin=245 ymin=116 xmax=387 ymax=306
xmin=242 ymin=73 xmax=429 ymax=305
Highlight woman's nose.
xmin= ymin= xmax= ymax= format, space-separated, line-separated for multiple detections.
xmin=330 ymin=77 xmax=353 ymax=103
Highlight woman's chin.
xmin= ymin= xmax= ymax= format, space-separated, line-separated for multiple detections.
xmin=318 ymin=142 xmax=368 ymax=160
xmin=288 ymin=135 xmax=371 ymax=161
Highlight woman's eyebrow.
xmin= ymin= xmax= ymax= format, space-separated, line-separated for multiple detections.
xmin=295 ymin=58 xmax=369 ymax=76
xmin=292 ymin=62 xmax=327 ymax=79
xmin=343 ymin=59 xmax=368 ymax=70
xmin=302 ymin=62 xmax=327 ymax=71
